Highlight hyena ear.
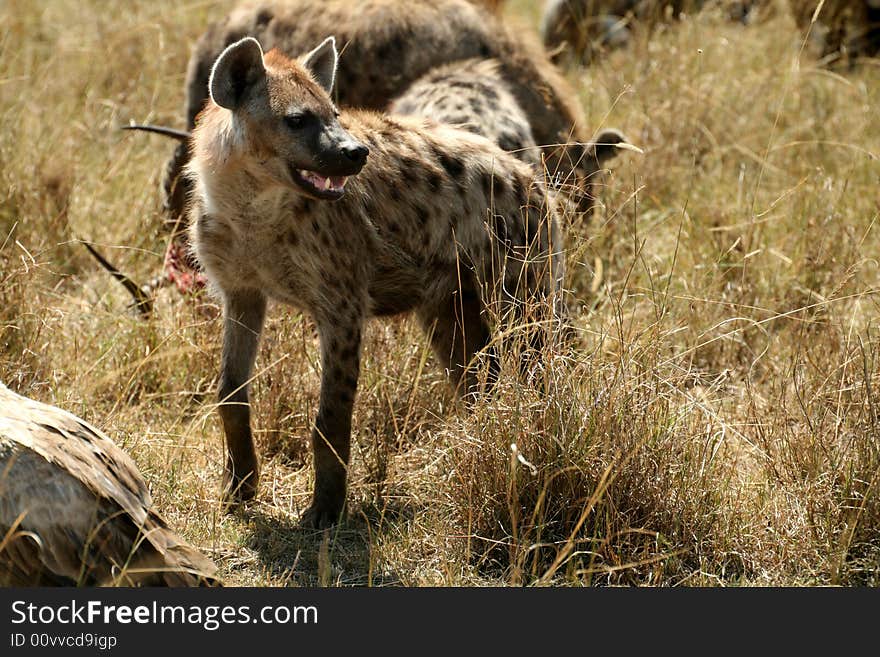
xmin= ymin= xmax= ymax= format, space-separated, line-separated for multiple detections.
xmin=301 ymin=36 xmax=338 ymax=94
xmin=209 ymin=37 xmax=266 ymax=110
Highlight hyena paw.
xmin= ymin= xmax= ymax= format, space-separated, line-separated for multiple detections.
xmin=221 ymin=464 xmax=259 ymax=506
xmin=300 ymin=497 xmax=345 ymax=529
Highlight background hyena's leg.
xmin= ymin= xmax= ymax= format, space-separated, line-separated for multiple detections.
xmin=303 ymin=314 xmax=364 ymax=529
xmin=418 ymin=272 xmax=499 ymax=398
xmin=218 ymin=289 xmax=267 ymax=503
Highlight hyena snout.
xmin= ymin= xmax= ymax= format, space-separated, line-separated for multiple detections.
xmin=317 ymin=122 xmax=369 ymax=174
xmin=319 ymin=133 xmax=368 ymax=175
xmin=290 ymin=134 xmax=368 ymax=201
xmin=339 ymin=140 xmax=369 ymax=168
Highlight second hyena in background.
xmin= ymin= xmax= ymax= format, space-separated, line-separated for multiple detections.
xmin=541 ymin=0 xmax=636 ymax=64
xmin=188 ymin=37 xmax=568 ymax=527
xmin=390 ymin=58 xmax=629 ymax=217
xmin=390 ymin=59 xmax=542 ymax=168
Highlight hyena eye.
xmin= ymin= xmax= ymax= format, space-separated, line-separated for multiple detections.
xmin=284 ymin=112 xmax=309 ymax=130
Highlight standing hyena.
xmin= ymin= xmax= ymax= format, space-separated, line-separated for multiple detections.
xmin=164 ymin=0 xmax=599 ymax=225
xmin=790 ymin=0 xmax=880 ymax=60
xmin=188 ymin=37 xmax=567 ymax=527
xmin=389 ymin=58 xmax=629 ymax=216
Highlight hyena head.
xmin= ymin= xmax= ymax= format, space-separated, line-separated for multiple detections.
xmin=207 ymin=36 xmax=368 ymax=200
xmin=548 ymin=129 xmax=628 ymax=215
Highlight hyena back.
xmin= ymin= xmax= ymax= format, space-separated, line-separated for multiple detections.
xmin=188 ymin=37 xmax=566 ymax=527
xmin=390 ymin=57 xmax=628 ymax=216
xmin=390 ymin=58 xmax=541 ymax=168
xmin=165 ymin=0 xmax=590 ymax=223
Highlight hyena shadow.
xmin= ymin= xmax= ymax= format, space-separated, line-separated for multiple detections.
xmin=239 ymin=499 xmax=418 ymax=586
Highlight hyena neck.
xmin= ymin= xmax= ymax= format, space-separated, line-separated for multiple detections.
xmin=192 ymin=158 xmax=293 ymax=225
xmin=190 ymin=108 xmax=294 ymax=222
xmin=193 ymin=105 xmax=242 ymax=168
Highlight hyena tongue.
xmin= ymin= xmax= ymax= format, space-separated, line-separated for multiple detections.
xmin=311 ymin=173 xmax=329 ymax=190
xmin=308 ymin=172 xmax=332 ymax=190
xmin=315 ymin=174 xmax=344 ymax=191
xmin=302 ymin=171 xmax=346 ymax=191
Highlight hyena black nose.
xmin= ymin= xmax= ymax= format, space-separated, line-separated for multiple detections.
xmin=341 ymin=142 xmax=369 ymax=166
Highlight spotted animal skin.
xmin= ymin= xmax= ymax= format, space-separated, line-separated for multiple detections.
xmin=390 ymin=57 xmax=628 ymax=217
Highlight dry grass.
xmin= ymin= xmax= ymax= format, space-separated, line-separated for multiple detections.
xmin=1 ymin=0 xmax=878 ymax=586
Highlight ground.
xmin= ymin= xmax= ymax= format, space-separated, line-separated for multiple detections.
xmin=1 ymin=0 xmax=878 ymax=585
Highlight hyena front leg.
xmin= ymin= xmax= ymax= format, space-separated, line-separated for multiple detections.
xmin=218 ymin=289 xmax=267 ymax=503
xmin=418 ymin=271 xmax=499 ymax=398
xmin=302 ymin=311 xmax=364 ymax=529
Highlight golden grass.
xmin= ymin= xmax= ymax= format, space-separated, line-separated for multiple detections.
xmin=1 ymin=0 xmax=878 ymax=585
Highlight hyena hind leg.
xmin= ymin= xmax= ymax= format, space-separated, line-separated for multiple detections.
xmin=418 ymin=274 xmax=499 ymax=399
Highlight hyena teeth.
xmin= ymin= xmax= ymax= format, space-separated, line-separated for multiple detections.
xmin=298 ymin=169 xmax=339 ymax=191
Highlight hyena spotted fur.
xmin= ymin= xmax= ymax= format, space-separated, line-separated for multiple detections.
xmin=187 ymin=37 xmax=568 ymax=527
xmin=390 ymin=59 xmax=542 ymax=168
xmin=164 ymin=0 xmax=601 ymax=225
xmin=390 ymin=57 xmax=628 ymax=216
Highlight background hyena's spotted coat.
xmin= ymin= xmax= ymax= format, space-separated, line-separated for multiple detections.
xmin=390 ymin=58 xmax=541 ymax=168
xmin=390 ymin=57 xmax=630 ymax=218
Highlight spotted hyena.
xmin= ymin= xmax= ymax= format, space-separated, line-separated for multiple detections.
xmin=790 ymin=0 xmax=880 ymax=61
xmin=541 ymin=0 xmax=636 ymax=64
xmin=164 ymin=0 xmax=595 ymax=225
xmin=541 ymin=0 xmax=754 ymax=63
xmin=188 ymin=36 xmax=568 ymax=527
xmin=389 ymin=57 xmax=628 ymax=216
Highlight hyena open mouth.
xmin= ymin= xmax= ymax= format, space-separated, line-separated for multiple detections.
xmin=289 ymin=165 xmax=349 ymax=200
